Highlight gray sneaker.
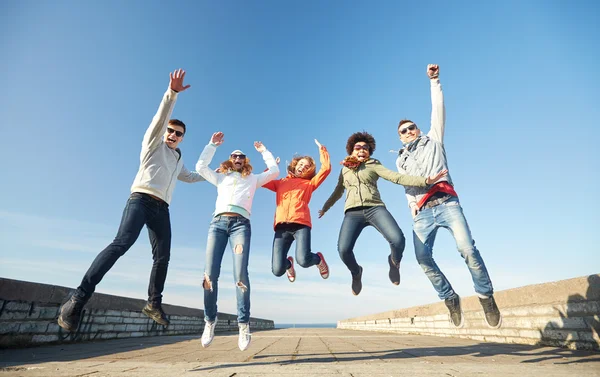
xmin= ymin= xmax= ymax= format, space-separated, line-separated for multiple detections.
xmin=142 ymin=302 xmax=170 ymax=327
xmin=479 ymin=296 xmax=502 ymax=329
xmin=351 ymin=266 xmax=363 ymax=296
xmin=57 ymin=292 xmax=87 ymax=332
xmin=388 ymin=255 xmax=400 ymax=285
xmin=444 ymin=295 xmax=464 ymax=328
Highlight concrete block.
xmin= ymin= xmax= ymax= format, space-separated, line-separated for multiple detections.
xmin=0 ymin=311 xmax=28 ymax=320
xmin=0 ymin=322 xmax=20 ymax=334
xmin=566 ymin=301 xmax=600 ymax=316
xmin=105 ymin=316 xmax=124 ymax=323
xmin=100 ymin=332 xmax=118 ymax=339
xmin=541 ymin=329 xmax=579 ymax=341
xmin=32 ymin=334 xmax=59 ymax=343
xmin=130 ymin=331 xmax=145 ymax=337
xmin=113 ymin=324 xmax=128 ymax=332
xmin=4 ymin=301 xmax=31 ymax=311
xmin=29 ymin=306 xmax=59 ymax=320
xmin=91 ymin=316 xmax=107 ymax=324
xmin=19 ymin=322 xmax=50 ymax=333
xmin=46 ymin=323 xmax=60 ymax=333
xmin=126 ymin=324 xmax=143 ymax=332
xmin=519 ymin=329 xmax=543 ymax=340
xmin=105 ymin=310 xmax=124 ymax=317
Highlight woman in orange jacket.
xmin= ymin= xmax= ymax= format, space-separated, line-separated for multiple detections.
xmin=262 ymin=140 xmax=331 ymax=282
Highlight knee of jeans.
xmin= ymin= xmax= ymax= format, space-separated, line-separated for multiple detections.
xmin=272 ymin=265 xmax=286 ymax=277
xmin=236 ymin=281 xmax=249 ymax=293
xmin=458 ymin=245 xmax=478 ymax=259
xmin=296 ymin=255 xmax=311 ymax=268
xmin=416 ymin=254 xmax=435 ymax=268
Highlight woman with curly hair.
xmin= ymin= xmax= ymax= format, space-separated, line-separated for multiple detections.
xmin=319 ymin=131 xmax=446 ymax=296
xmin=263 ymin=139 xmax=332 ymax=283
xmin=195 ymin=131 xmax=279 ymax=351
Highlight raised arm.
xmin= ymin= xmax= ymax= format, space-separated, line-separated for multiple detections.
xmin=195 ymin=132 xmax=224 ymax=186
xmin=375 ymin=161 xmax=448 ymax=187
xmin=426 ymin=64 xmax=446 ymax=143
xmin=310 ymin=140 xmax=332 ymax=189
xmin=141 ymin=69 xmax=190 ymax=153
xmin=177 ymin=164 xmax=206 ymax=183
xmin=319 ymin=170 xmax=345 ymax=217
xmin=254 ymin=142 xmax=280 ymax=187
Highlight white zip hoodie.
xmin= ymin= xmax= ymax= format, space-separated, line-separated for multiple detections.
xmin=130 ymin=88 xmax=205 ymax=204
xmin=196 ymin=143 xmax=279 ymax=218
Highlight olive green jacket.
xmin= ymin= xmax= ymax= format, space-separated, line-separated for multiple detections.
xmin=321 ymin=158 xmax=428 ymax=214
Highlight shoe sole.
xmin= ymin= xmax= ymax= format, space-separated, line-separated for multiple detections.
xmin=57 ymin=316 xmax=77 ymax=332
xmin=484 ymin=312 xmax=503 ymax=329
xmin=239 ymin=336 xmax=251 ymax=351
xmin=142 ymin=308 xmax=169 ymax=327
xmin=201 ymin=338 xmax=214 ymax=348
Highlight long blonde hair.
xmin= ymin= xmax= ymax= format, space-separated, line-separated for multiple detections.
xmin=287 ymin=156 xmax=316 ymax=179
xmin=218 ymin=158 xmax=253 ymax=177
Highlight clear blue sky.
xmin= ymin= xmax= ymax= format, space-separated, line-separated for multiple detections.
xmin=1 ymin=0 xmax=598 ymax=324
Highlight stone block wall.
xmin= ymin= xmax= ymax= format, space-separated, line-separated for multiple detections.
xmin=338 ymin=274 xmax=599 ymax=351
xmin=0 ymin=278 xmax=274 ymax=348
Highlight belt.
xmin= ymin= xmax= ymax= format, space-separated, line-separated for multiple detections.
xmin=422 ymin=194 xmax=453 ymax=209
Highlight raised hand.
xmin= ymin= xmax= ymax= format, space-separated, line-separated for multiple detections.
xmin=318 ymin=209 xmax=325 ymax=218
xmin=427 ymin=64 xmax=439 ymax=79
xmin=426 ymin=169 xmax=448 ymax=185
xmin=170 ymin=69 xmax=191 ymax=93
xmin=315 ymin=139 xmax=327 ymax=151
xmin=254 ymin=141 xmax=266 ymax=153
xmin=211 ymin=132 xmax=224 ymax=146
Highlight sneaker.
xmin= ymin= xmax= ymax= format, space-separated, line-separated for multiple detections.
xmin=57 ymin=292 xmax=86 ymax=332
xmin=316 ymin=252 xmax=329 ymax=279
xmin=238 ymin=322 xmax=251 ymax=351
xmin=444 ymin=295 xmax=464 ymax=328
xmin=286 ymin=256 xmax=296 ymax=282
xmin=388 ymin=255 xmax=400 ymax=286
xmin=201 ymin=318 xmax=217 ymax=348
xmin=142 ymin=302 xmax=170 ymax=327
xmin=479 ymin=295 xmax=502 ymax=329
xmin=351 ymin=266 xmax=363 ymax=296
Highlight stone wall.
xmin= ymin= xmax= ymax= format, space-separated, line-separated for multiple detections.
xmin=338 ymin=274 xmax=599 ymax=351
xmin=0 ymin=278 xmax=274 ymax=348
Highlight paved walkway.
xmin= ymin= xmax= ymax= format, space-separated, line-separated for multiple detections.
xmin=1 ymin=328 xmax=599 ymax=376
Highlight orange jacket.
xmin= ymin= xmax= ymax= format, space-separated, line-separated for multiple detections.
xmin=263 ymin=147 xmax=331 ymax=229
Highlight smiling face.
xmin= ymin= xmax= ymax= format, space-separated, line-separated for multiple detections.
xmin=163 ymin=122 xmax=185 ymax=149
xmin=294 ymin=158 xmax=313 ymax=178
xmin=230 ymin=152 xmax=247 ymax=171
xmin=352 ymin=142 xmax=371 ymax=162
xmin=398 ymin=121 xmax=421 ymax=144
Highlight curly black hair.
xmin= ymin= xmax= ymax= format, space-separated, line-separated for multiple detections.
xmin=346 ymin=131 xmax=376 ymax=155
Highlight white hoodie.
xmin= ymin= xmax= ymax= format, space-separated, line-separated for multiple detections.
xmin=196 ymin=143 xmax=279 ymax=218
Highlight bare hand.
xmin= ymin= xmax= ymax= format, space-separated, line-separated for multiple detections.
xmin=426 ymin=169 xmax=447 ymax=185
xmin=315 ymin=139 xmax=327 ymax=152
xmin=427 ymin=64 xmax=439 ymax=79
xmin=318 ymin=209 xmax=325 ymax=218
xmin=411 ymin=206 xmax=419 ymax=219
xmin=254 ymin=141 xmax=266 ymax=153
xmin=170 ymin=69 xmax=191 ymax=92
xmin=211 ymin=132 xmax=224 ymax=146
xmin=275 ymin=157 xmax=280 ymax=164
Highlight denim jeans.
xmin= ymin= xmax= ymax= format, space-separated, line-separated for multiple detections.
xmin=271 ymin=223 xmax=320 ymax=276
xmin=77 ymin=192 xmax=171 ymax=304
xmin=413 ymin=197 xmax=493 ymax=300
xmin=203 ymin=215 xmax=251 ymax=324
xmin=338 ymin=205 xmax=405 ymax=276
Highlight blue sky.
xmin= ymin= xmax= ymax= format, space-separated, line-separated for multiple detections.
xmin=0 ymin=0 xmax=598 ymax=324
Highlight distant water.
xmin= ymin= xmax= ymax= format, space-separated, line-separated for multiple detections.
xmin=275 ymin=323 xmax=336 ymax=329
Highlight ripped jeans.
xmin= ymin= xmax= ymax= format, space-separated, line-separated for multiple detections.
xmin=202 ymin=215 xmax=251 ymax=324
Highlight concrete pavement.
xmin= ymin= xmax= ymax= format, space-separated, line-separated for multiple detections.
xmin=1 ymin=328 xmax=599 ymax=376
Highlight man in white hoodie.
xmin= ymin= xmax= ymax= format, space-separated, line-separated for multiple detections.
xmin=58 ymin=69 xmax=204 ymax=332
xmin=195 ymin=131 xmax=279 ymax=351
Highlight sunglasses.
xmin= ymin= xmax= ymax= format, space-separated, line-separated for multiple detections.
xmin=231 ymin=154 xmax=246 ymax=160
xmin=399 ymin=124 xmax=417 ymax=135
xmin=353 ymin=144 xmax=370 ymax=151
xmin=167 ymin=127 xmax=184 ymax=137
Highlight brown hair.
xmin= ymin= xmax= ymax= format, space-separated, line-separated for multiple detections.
xmin=398 ymin=119 xmax=416 ymax=131
xmin=218 ymin=158 xmax=253 ymax=177
xmin=287 ymin=156 xmax=316 ymax=179
xmin=346 ymin=131 xmax=376 ymax=155
xmin=169 ymin=119 xmax=186 ymax=134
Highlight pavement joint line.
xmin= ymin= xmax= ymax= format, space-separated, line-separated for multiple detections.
xmin=291 ymin=337 xmax=301 ymax=361
xmin=319 ymin=336 xmax=339 ymax=363
xmin=243 ymin=336 xmax=282 ymax=362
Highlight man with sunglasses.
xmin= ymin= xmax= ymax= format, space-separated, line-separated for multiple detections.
xmin=58 ymin=69 xmax=205 ymax=332
xmin=395 ymin=64 xmax=501 ymax=329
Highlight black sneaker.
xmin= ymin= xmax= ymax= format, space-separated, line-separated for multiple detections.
xmin=444 ymin=295 xmax=464 ymax=328
xmin=388 ymin=255 xmax=400 ymax=286
xmin=479 ymin=295 xmax=502 ymax=329
xmin=57 ymin=292 xmax=86 ymax=332
xmin=142 ymin=302 xmax=170 ymax=327
xmin=351 ymin=266 xmax=363 ymax=296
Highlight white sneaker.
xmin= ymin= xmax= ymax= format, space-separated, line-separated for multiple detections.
xmin=201 ymin=318 xmax=217 ymax=348
xmin=238 ymin=322 xmax=251 ymax=351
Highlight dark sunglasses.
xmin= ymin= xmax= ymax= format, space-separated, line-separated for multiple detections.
xmin=353 ymin=144 xmax=370 ymax=151
xmin=167 ymin=127 xmax=184 ymax=137
xmin=399 ymin=124 xmax=417 ymax=135
xmin=231 ymin=154 xmax=246 ymax=160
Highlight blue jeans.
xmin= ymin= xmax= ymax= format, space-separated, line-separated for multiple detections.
xmin=78 ymin=192 xmax=171 ymax=304
xmin=272 ymin=223 xmax=320 ymax=276
xmin=413 ymin=197 xmax=493 ymax=300
xmin=203 ymin=215 xmax=251 ymax=324
xmin=338 ymin=206 xmax=405 ymax=276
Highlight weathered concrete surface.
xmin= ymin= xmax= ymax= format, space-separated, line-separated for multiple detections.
xmin=1 ymin=328 xmax=599 ymax=376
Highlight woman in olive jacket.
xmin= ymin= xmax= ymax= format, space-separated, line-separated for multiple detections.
xmin=319 ymin=131 xmax=446 ymax=296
